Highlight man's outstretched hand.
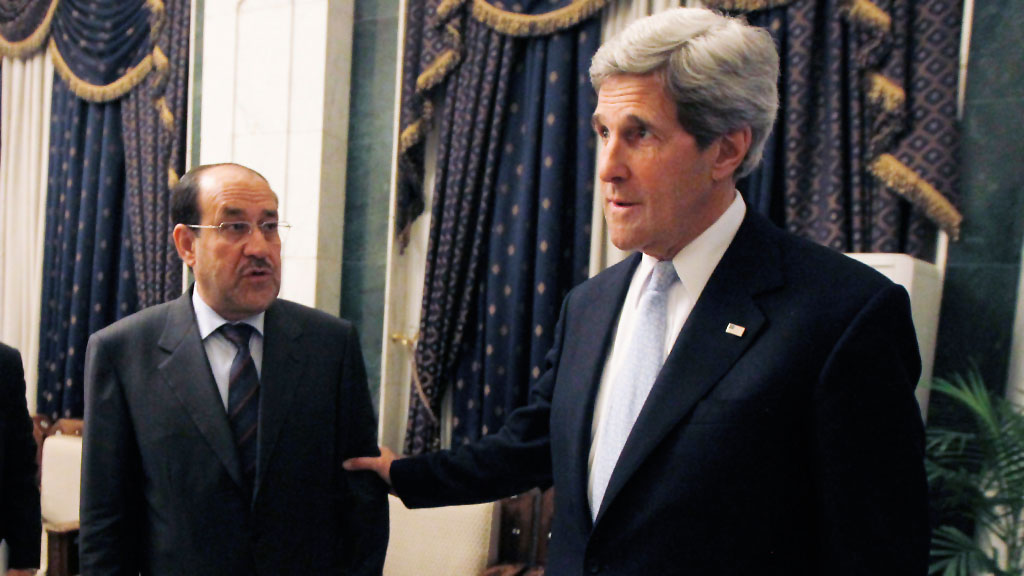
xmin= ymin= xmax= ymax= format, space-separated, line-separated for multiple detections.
xmin=343 ymin=445 xmax=399 ymax=487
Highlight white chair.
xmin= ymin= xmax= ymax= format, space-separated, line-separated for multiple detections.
xmin=384 ymin=494 xmax=499 ymax=576
xmin=38 ymin=420 xmax=83 ymax=576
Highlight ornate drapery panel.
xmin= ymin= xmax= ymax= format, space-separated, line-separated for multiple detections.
xmin=718 ymin=0 xmax=962 ymax=257
xmin=2 ymin=0 xmax=188 ymax=417
xmin=0 ymin=0 xmax=56 ymax=57
xmin=403 ymin=0 xmax=602 ymax=454
xmin=121 ymin=0 xmax=188 ymax=309
xmin=37 ymin=80 xmax=137 ymax=420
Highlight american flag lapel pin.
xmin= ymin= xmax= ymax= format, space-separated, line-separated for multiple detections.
xmin=725 ymin=323 xmax=746 ymax=337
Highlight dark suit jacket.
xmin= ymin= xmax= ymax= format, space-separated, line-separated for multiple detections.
xmin=392 ymin=211 xmax=929 ymax=575
xmin=0 ymin=342 xmax=41 ymax=570
xmin=80 ymin=290 xmax=388 ymax=575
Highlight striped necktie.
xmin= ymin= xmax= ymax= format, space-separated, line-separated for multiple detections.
xmin=219 ymin=323 xmax=260 ymax=498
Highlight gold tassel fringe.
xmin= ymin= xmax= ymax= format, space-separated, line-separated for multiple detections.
xmin=437 ymin=0 xmax=468 ymax=21
xmin=145 ymin=0 xmax=178 ymax=195
xmin=50 ymin=36 xmax=153 ymax=103
xmin=400 ymin=101 xmax=436 ymax=156
xmin=870 ymin=153 xmax=962 ymax=240
xmin=702 ymin=0 xmax=794 ymax=12
xmin=417 ymin=47 xmax=461 ymax=93
xmin=866 ymin=72 xmax=905 ymax=113
xmin=472 ymin=0 xmax=611 ymax=37
xmin=0 ymin=0 xmax=60 ymax=59
xmin=844 ymin=0 xmax=891 ymax=31
xmin=167 ymin=166 xmax=179 ymax=190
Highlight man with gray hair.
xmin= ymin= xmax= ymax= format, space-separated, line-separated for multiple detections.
xmin=347 ymin=7 xmax=929 ymax=575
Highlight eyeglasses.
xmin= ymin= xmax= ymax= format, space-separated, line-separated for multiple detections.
xmin=186 ymin=221 xmax=291 ymax=244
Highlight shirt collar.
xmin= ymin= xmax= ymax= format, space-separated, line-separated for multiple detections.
xmin=192 ymin=285 xmax=266 ymax=339
xmin=638 ymin=191 xmax=746 ymax=303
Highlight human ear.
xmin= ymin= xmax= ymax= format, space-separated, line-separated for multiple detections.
xmin=172 ymin=224 xmax=197 ymax=268
xmin=712 ymin=126 xmax=752 ymax=182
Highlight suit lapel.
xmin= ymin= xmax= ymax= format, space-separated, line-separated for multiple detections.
xmin=157 ymin=291 xmax=245 ymax=491
xmin=594 ymin=212 xmax=785 ymax=523
xmin=254 ymin=301 xmax=304 ymax=500
xmin=563 ymin=255 xmax=640 ymax=526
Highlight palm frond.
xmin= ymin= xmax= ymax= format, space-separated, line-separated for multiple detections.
xmin=927 ymin=369 xmax=1024 ymax=576
xmin=929 ymin=526 xmax=1003 ymax=576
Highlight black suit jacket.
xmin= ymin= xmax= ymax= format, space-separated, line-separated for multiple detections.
xmin=0 ymin=342 xmax=41 ymax=570
xmin=392 ymin=211 xmax=929 ymax=575
xmin=80 ymin=291 xmax=388 ymax=575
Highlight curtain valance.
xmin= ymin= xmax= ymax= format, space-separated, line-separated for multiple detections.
xmin=705 ymin=0 xmax=962 ymax=240
xmin=0 ymin=0 xmax=56 ymax=56
xmin=0 ymin=0 xmax=162 ymax=103
xmin=396 ymin=0 xmax=611 ymax=246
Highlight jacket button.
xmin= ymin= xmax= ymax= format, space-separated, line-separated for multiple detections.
xmin=587 ymin=559 xmax=602 ymax=574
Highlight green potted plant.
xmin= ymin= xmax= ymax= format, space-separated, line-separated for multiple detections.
xmin=926 ymin=370 xmax=1024 ymax=575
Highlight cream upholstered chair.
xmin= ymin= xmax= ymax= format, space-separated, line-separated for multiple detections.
xmin=384 ymin=494 xmax=499 ymax=576
xmin=38 ymin=419 xmax=83 ymax=576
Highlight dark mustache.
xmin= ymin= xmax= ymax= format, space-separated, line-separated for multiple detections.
xmin=242 ymin=258 xmax=274 ymax=273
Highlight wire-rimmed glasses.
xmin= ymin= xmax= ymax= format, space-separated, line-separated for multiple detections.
xmin=186 ymin=221 xmax=291 ymax=244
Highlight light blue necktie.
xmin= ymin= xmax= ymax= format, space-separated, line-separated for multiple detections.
xmin=591 ymin=260 xmax=679 ymax=520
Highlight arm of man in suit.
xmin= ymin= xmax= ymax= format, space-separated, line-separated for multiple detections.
xmin=811 ymin=283 xmax=930 ymax=575
xmin=80 ymin=333 xmax=143 ymax=575
xmin=0 ymin=347 xmax=41 ymax=572
xmin=345 ymin=295 xmax=569 ymax=508
xmin=338 ymin=327 xmax=390 ymax=576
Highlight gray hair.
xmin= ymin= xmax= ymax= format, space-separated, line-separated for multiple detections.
xmin=590 ymin=7 xmax=779 ymax=178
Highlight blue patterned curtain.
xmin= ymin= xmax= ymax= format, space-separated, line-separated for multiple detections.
xmin=403 ymin=0 xmax=603 ymax=454
xmin=450 ymin=28 xmax=598 ymax=447
xmin=121 ymin=0 xmax=189 ymax=308
xmin=37 ymin=80 xmax=137 ymax=419
xmin=0 ymin=0 xmax=55 ymax=57
xmin=16 ymin=0 xmax=188 ymax=419
xmin=721 ymin=0 xmax=962 ymax=259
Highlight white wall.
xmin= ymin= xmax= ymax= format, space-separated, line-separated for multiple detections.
xmin=198 ymin=0 xmax=354 ymax=314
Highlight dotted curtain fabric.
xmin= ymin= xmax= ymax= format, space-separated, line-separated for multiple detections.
xmin=121 ymin=0 xmax=188 ymax=309
xmin=0 ymin=0 xmax=53 ymax=53
xmin=404 ymin=0 xmax=600 ymax=455
xmin=393 ymin=0 xmax=453 ymax=248
xmin=449 ymin=27 xmax=598 ymax=448
xmin=37 ymin=79 xmax=137 ymax=420
xmin=731 ymin=0 xmax=961 ymax=259
xmin=34 ymin=0 xmax=188 ymax=419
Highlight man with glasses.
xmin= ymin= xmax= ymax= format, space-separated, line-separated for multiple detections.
xmin=80 ymin=163 xmax=388 ymax=575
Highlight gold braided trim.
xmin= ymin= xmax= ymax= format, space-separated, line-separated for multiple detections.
xmin=866 ymin=72 xmax=904 ymax=113
xmin=436 ymin=0 xmax=468 ymax=21
xmin=146 ymin=0 xmax=165 ymax=38
xmin=156 ymin=97 xmax=174 ymax=129
xmin=870 ymin=153 xmax=962 ymax=240
xmin=844 ymin=0 xmax=890 ymax=31
xmin=0 ymin=0 xmax=59 ymax=58
xmin=152 ymin=45 xmax=169 ymax=74
xmin=416 ymin=47 xmax=461 ymax=93
xmin=472 ymin=0 xmax=610 ymax=37
xmin=400 ymin=101 xmax=435 ymax=154
xmin=146 ymin=0 xmax=178 ymax=196
xmin=702 ymin=0 xmax=794 ymax=12
xmin=50 ymin=37 xmax=154 ymax=102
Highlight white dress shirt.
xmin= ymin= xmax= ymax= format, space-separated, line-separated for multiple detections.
xmin=587 ymin=192 xmax=747 ymax=512
xmin=192 ymin=288 xmax=265 ymax=410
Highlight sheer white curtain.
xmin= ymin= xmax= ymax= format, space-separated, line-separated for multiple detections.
xmin=1 ymin=51 xmax=53 ymax=414
xmin=589 ymin=0 xmax=682 ymax=276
